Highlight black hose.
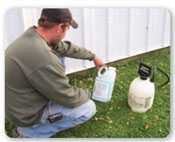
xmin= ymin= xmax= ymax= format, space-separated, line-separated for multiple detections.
xmin=157 ymin=67 xmax=170 ymax=88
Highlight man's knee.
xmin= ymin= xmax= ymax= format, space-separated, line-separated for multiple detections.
xmin=82 ymin=100 xmax=96 ymax=119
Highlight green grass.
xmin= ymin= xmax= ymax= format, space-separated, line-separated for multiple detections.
xmin=5 ymin=47 xmax=170 ymax=138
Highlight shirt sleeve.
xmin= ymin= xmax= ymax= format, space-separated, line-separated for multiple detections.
xmin=51 ymin=41 xmax=95 ymax=60
xmin=27 ymin=63 xmax=91 ymax=108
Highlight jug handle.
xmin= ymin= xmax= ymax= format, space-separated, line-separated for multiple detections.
xmin=157 ymin=67 xmax=170 ymax=88
xmin=98 ymin=66 xmax=108 ymax=77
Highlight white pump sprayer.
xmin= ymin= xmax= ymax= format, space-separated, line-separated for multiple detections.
xmin=128 ymin=63 xmax=169 ymax=113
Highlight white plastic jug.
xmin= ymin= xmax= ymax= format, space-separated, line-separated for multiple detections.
xmin=92 ymin=66 xmax=116 ymax=102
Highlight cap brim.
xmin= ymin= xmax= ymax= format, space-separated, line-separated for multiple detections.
xmin=70 ymin=19 xmax=78 ymax=29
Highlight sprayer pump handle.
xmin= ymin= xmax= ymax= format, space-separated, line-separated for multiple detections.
xmin=138 ymin=63 xmax=152 ymax=80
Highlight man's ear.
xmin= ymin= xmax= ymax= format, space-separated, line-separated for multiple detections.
xmin=57 ymin=24 xmax=62 ymax=31
xmin=59 ymin=24 xmax=67 ymax=32
xmin=55 ymin=24 xmax=62 ymax=33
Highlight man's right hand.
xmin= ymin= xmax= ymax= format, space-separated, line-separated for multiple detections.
xmin=93 ymin=56 xmax=105 ymax=71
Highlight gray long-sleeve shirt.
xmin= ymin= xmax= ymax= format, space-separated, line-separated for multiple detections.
xmin=5 ymin=26 xmax=95 ymax=127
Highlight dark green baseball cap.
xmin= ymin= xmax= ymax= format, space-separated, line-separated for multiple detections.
xmin=41 ymin=8 xmax=78 ymax=29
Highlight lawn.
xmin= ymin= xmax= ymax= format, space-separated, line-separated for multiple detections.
xmin=5 ymin=47 xmax=170 ymax=138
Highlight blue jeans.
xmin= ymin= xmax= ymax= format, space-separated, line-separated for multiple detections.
xmin=17 ymin=100 xmax=96 ymax=138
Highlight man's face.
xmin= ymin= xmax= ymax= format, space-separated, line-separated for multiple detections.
xmin=50 ymin=23 xmax=70 ymax=44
